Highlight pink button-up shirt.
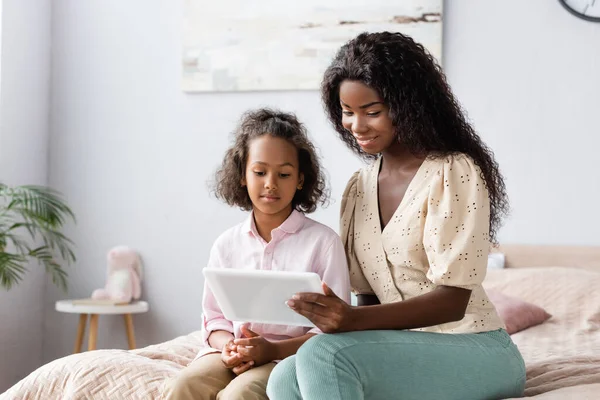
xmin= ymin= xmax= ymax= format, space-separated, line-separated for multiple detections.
xmin=196 ymin=210 xmax=351 ymax=360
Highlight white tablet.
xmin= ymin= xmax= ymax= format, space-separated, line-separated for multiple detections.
xmin=202 ymin=268 xmax=324 ymax=327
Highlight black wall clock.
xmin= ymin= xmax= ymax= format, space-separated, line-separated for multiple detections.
xmin=559 ymin=0 xmax=600 ymax=22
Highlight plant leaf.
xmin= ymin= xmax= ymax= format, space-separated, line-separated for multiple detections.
xmin=0 ymin=252 xmax=27 ymax=290
xmin=0 ymin=182 xmax=76 ymax=291
xmin=8 ymin=186 xmax=75 ymax=228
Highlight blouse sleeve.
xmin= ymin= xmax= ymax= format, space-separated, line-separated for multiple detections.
xmin=423 ymin=155 xmax=491 ymax=290
xmin=340 ymin=171 xmax=375 ymax=295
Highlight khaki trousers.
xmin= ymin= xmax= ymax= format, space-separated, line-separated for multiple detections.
xmin=163 ymin=353 xmax=275 ymax=400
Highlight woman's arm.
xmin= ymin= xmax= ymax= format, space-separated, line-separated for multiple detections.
xmin=288 ymin=284 xmax=471 ymax=333
xmin=350 ymin=286 xmax=470 ymax=331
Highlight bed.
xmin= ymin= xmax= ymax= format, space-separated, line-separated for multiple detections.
xmin=2 ymin=245 xmax=599 ymax=399
xmin=488 ymin=245 xmax=600 ymax=399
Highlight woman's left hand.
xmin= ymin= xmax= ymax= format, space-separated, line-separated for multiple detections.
xmin=287 ymin=282 xmax=356 ymax=333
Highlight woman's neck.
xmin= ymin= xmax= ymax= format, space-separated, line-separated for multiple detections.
xmin=253 ymin=206 xmax=293 ymax=243
xmin=380 ymin=142 xmax=425 ymax=174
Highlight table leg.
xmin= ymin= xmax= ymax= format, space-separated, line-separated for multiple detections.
xmin=74 ymin=314 xmax=87 ymax=353
xmin=88 ymin=314 xmax=99 ymax=351
xmin=123 ymin=314 xmax=136 ymax=349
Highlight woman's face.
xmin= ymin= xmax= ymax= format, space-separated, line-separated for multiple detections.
xmin=339 ymin=80 xmax=396 ymax=155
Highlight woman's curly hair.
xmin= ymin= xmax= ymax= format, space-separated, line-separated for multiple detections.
xmin=321 ymin=31 xmax=509 ymax=243
xmin=213 ymin=108 xmax=328 ymax=214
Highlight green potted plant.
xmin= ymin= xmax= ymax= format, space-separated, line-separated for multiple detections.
xmin=0 ymin=183 xmax=76 ymax=290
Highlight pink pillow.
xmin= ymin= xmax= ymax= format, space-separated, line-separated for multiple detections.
xmin=486 ymin=289 xmax=552 ymax=334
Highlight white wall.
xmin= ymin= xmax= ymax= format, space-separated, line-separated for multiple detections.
xmin=44 ymin=0 xmax=361 ymax=363
xmin=42 ymin=0 xmax=600 ymax=364
xmin=0 ymin=0 xmax=52 ymax=392
xmin=443 ymin=1 xmax=600 ymax=245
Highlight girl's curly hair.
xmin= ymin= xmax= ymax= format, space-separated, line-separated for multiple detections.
xmin=213 ymin=108 xmax=328 ymax=213
xmin=321 ymin=31 xmax=509 ymax=243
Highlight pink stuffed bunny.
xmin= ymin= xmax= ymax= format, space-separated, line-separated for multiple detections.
xmin=91 ymin=246 xmax=143 ymax=303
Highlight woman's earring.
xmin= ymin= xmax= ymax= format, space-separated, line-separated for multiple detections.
xmin=297 ymin=185 xmax=303 ymax=190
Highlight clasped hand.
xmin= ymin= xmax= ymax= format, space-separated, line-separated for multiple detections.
xmin=221 ymin=326 xmax=276 ymax=375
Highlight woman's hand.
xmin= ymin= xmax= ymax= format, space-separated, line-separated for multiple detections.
xmin=221 ymin=339 xmax=254 ymax=375
xmin=287 ymin=282 xmax=356 ymax=333
xmin=233 ymin=326 xmax=278 ymax=367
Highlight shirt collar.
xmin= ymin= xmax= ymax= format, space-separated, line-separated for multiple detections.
xmin=243 ymin=209 xmax=306 ymax=237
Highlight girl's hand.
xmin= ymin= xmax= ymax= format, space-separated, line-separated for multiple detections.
xmin=233 ymin=326 xmax=278 ymax=367
xmin=231 ymin=361 xmax=254 ymax=375
xmin=287 ymin=282 xmax=356 ymax=333
xmin=221 ymin=339 xmax=254 ymax=374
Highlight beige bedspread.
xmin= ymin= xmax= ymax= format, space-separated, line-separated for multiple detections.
xmin=0 ymin=332 xmax=204 ymax=400
xmin=485 ymin=267 xmax=600 ymax=398
xmin=2 ymin=266 xmax=599 ymax=399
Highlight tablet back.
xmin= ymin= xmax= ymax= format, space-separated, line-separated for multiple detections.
xmin=203 ymin=268 xmax=323 ymax=327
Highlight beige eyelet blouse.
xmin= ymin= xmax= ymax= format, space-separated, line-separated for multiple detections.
xmin=340 ymin=153 xmax=504 ymax=334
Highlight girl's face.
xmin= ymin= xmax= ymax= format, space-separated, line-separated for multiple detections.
xmin=339 ymin=80 xmax=396 ymax=155
xmin=242 ymin=135 xmax=304 ymax=219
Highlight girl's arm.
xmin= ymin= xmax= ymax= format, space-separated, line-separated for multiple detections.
xmin=202 ymin=242 xmax=235 ymax=347
xmin=234 ymin=328 xmax=315 ymax=365
xmin=213 ymin=329 xmax=253 ymax=375
xmin=208 ymin=330 xmax=235 ymax=350
xmin=318 ymin=236 xmax=351 ymax=304
xmin=272 ymin=333 xmax=316 ymax=360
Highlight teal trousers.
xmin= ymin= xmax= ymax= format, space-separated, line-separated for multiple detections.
xmin=267 ymin=329 xmax=525 ymax=400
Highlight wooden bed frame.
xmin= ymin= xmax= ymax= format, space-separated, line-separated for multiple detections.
xmin=496 ymin=245 xmax=600 ymax=271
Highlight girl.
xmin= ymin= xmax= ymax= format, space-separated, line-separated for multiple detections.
xmin=267 ymin=32 xmax=526 ymax=400
xmin=163 ymin=108 xmax=350 ymax=400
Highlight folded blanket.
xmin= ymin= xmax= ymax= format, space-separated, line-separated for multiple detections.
xmin=524 ymin=356 xmax=600 ymax=397
xmin=0 ymin=332 xmax=204 ymax=400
